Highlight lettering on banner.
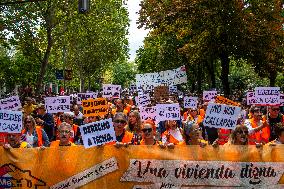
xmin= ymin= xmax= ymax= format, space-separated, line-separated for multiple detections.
xmin=121 ymin=159 xmax=284 ymax=187
xmin=183 ymin=97 xmax=198 ymax=109
xmin=82 ymin=98 xmax=108 ymax=117
xmin=215 ymin=96 xmax=240 ymax=106
xmin=45 ymin=96 xmax=70 ymax=113
xmin=0 ymin=110 xmax=23 ymax=133
xmin=203 ymin=91 xmax=217 ymax=102
xmin=203 ymin=103 xmax=241 ymax=129
xmin=51 ymin=157 xmax=118 ymax=189
xmin=137 ymin=93 xmax=151 ymax=107
xmin=0 ymin=96 xmax=21 ymax=111
xmin=156 ymin=103 xmax=181 ymax=121
xmin=102 ymin=84 xmax=121 ymax=99
xmin=77 ymin=93 xmax=98 ymax=105
xmin=154 ymin=86 xmax=169 ymax=102
xmin=255 ymin=87 xmax=280 ymax=106
xmin=80 ymin=118 xmax=116 ymax=148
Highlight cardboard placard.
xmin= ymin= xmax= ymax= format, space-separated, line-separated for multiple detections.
xmin=82 ymin=98 xmax=108 ymax=117
xmin=184 ymin=97 xmax=198 ymax=109
xmin=255 ymin=87 xmax=280 ymax=106
xmin=203 ymin=91 xmax=217 ymax=102
xmin=203 ymin=103 xmax=241 ymax=129
xmin=247 ymin=91 xmax=256 ymax=105
xmin=80 ymin=118 xmax=116 ymax=148
xmin=0 ymin=110 xmax=23 ymax=133
xmin=137 ymin=93 xmax=151 ymax=107
xmin=156 ymin=103 xmax=181 ymax=121
xmin=139 ymin=106 xmax=157 ymax=122
xmin=102 ymin=84 xmax=121 ymax=99
xmin=0 ymin=96 xmax=21 ymax=111
xmin=215 ymin=96 xmax=240 ymax=106
xmin=154 ymin=86 xmax=169 ymax=101
xmin=76 ymin=93 xmax=98 ymax=105
xmin=45 ymin=96 xmax=70 ymax=113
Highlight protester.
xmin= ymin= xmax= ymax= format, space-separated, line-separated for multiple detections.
xmin=224 ymin=125 xmax=249 ymax=145
xmin=21 ymin=115 xmax=50 ymax=147
xmin=267 ymin=105 xmax=284 ymax=141
xmin=35 ymin=104 xmax=55 ymax=141
xmin=3 ymin=133 xmax=31 ymax=149
xmin=113 ymin=112 xmax=133 ymax=145
xmin=73 ymin=105 xmax=84 ymax=126
xmin=184 ymin=122 xmax=207 ymax=146
xmin=161 ymin=120 xmax=184 ymax=145
xmin=50 ymin=122 xmax=76 ymax=147
xmin=266 ymin=124 xmax=284 ymax=145
xmin=140 ymin=120 xmax=159 ymax=145
xmin=62 ymin=113 xmax=81 ymax=144
xmin=244 ymin=106 xmax=270 ymax=144
xmin=23 ymin=97 xmax=36 ymax=116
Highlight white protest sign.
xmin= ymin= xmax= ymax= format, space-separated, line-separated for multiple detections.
xmin=121 ymin=159 xmax=284 ymax=187
xmin=203 ymin=103 xmax=241 ymax=129
xmin=136 ymin=66 xmax=187 ymax=91
xmin=0 ymin=96 xmax=22 ymax=111
xmin=280 ymin=94 xmax=284 ymax=107
xmin=139 ymin=106 xmax=157 ymax=121
xmin=0 ymin=110 xmax=23 ymax=133
xmin=156 ymin=103 xmax=181 ymax=121
xmin=137 ymin=93 xmax=151 ymax=107
xmin=203 ymin=91 xmax=217 ymax=101
xmin=77 ymin=92 xmax=98 ymax=105
xmin=184 ymin=97 xmax=198 ymax=109
xmin=169 ymin=86 xmax=178 ymax=93
xmin=80 ymin=118 xmax=116 ymax=148
xmin=102 ymin=84 xmax=121 ymax=98
xmin=45 ymin=96 xmax=70 ymax=113
xmin=246 ymin=91 xmax=255 ymax=105
xmin=255 ymin=87 xmax=280 ymax=106
xmin=51 ymin=157 xmax=118 ymax=189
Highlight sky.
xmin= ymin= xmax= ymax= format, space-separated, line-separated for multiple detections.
xmin=126 ymin=0 xmax=149 ymax=61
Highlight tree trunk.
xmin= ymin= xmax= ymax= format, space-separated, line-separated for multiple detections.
xmin=269 ymin=70 xmax=277 ymax=87
xmin=220 ymin=51 xmax=230 ymax=97
xmin=197 ymin=63 xmax=202 ymax=95
xmin=205 ymin=57 xmax=216 ymax=89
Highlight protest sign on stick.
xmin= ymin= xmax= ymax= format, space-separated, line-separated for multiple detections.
xmin=0 ymin=110 xmax=23 ymax=133
xmin=0 ymin=96 xmax=21 ymax=111
xmin=184 ymin=97 xmax=198 ymax=109
xmin=255 ymin=87 xmax=280 ymax=106
xmin=137 ymin=93 xmax=151 ymax=107
xmin=156 ymin=103 xmax=181 ymax=121
xmin=77 ymin=93 xmax=98 ymax=105
xmin=203 ymin=91 xmax=217 ymax=102
xmin=82 ymin=98 xmax=108 ymax=117
xmin=246 ymin=91 xmax=256 ymax=105
xmin=280 ymin=94 xmax=284 ymax=107
xmin=139 ymin=106 xmax=157 ymax=122
xmin=45 ymin=96 xmax=70 ymax=113
xmin=203 ymin=103 xmax=241 ymax=129
xmin=215 ymin=96 xmax=240 ymax=107
xmin=80 ymin=118 xmax=116 ymax=148
xmin=169 ymin=86 xmax=178 ymax=94
xmin=103 ymin=84 xmax=121 ymax=99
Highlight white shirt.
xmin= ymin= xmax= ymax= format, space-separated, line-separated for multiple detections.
xmin=26 ymin=134 xmax=34 ymax=146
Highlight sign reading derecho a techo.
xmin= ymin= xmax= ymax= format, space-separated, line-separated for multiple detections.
xmin=203 ymin=103 xmax=241 ymax=129
xmin=121 ymin=159 xmax=284 ymax=188
xmin=80 ymin=118 xmax=116 ymax=148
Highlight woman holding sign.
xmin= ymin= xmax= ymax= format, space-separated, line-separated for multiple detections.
xmin=161 ymin=120 xmax=184 ymax=145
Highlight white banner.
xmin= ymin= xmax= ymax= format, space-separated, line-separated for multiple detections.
xmin=0 ymin=110 xmax=23 ymax=133
xmin=102 ymin=84 xmax=121 ymax=98
xmin=183 ymin=97 xmax=198 ymax=109
xmin=121 ymin=159 xmax=284 ymax=188
xmin=203 ymin=103 xmax=241 ymax=129
xmin=80 ymin=118 xmax=116 ymax=148
xmin=255 ymin=87 xmax=280 ymax=105
xmin=156 ymin=103 xmax=181 ymax=121
xmin=77 ymin=92 xmax=98 ymax=105
xmin=51 ymin=157 xmax=118 ymax=189
xmin=137 ymin=93 xmax=151 ymax=107
xmin=136 ymin=66 xmax=187 ymax=91
xmin=0 ymin=96 xmax=21 ymax=111
xmin=45 ymin=96 xmax=70 ymax=113
xmin=203 ymin=91 xmax=217 ymax=101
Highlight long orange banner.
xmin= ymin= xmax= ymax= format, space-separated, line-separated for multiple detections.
xmin=0 ymin=145 xmax=284 ymax=188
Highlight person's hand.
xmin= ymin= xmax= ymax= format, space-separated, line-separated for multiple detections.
xmin=167 ymin=143 xmax=175 ymax=149
xmin=38 ymin=146 xmax=46 ymax=150
xmin=199 ymin=142 xmax=207 ymax=148
xmin=255 ymin=143 xmax=263 ymax=148
xmin=158 ymin=143 xmax=166 ymax=149
xmin=114 ymin=142 xmax=123 ymax=148
xmin=269 ymin=143 xmax=276 ymax=147
xmin=3 ymin=144 xmax=12 ymax=150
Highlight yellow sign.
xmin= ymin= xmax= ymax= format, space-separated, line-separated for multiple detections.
xmin=82 ymin=98 xmax=108 ymax=117
xmin=0 ymin=146 xmax=283 ymax=188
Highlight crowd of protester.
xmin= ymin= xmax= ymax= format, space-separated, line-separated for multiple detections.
xmin=1 ymin=90 xmax=284 ymax=150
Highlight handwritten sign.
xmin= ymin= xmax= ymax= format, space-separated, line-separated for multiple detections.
xmin=77 ymin=93 xmax=98 ymax=105
xmin=169 ymin=86 xmax=178 ymax=93
xmin=156 ymin=103 xmax=181 ymax=121
xmin=203 ymin=91 xmax=217 ymax=102
xmin=203 ymin=103 xmax=241 ymax=129
xmin=45 ymin=96 xmax=70 ymax=113
xmin=80 ymin=118 xmax=116 ymax=148
xmin=184 ymin=97 xmax=198 ymax=109
xmin=137 ymin=93 xmax=151 ymax=107
xmin=139 ymin=106 xmax=157 ymax=121
xmin=103 ymin=84 xmax=121 ymax=99
xmin=154 ymin=86 xmax=169 ymax=101
xmin=215 ymin=96 xmax=240 ymax=106
xmin=0 ymin=96 xmax=21 ymax=111
xmin=247 ymin=91 xmax=256 ymax=105
xmin=280 ymin=94 xmax=284 ymax=107
xmin=121 ymin=159 xmax=283 ymax=187
xmin=0 ymin=110 xmax=23 ymax=133
xmin=51 ymin=157 xmax=118 ymax=189
xmin=255 ymin=87 xmax=280 ymax=106
xmin=82 ymin=98 xmax=108 ymax=117
xmin=136 ymin=66 xmax=187 ymax=91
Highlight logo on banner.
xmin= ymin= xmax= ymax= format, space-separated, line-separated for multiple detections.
xmin=0 ymin=164 xmax=46 ymax=188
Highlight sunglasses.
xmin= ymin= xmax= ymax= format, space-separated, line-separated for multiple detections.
xmin=59 ymin=130 xmax=71 ymax=134
xmin=142 ymin=128 xmax=153 ymax=133
xmin=236 ymin=130 xmax=249 ymax=135
xmin=114 ymin=120 xmax=126 ymax=124
xmin=25 ymin=121 xmax=32 ymax=124
xmin=272 ymin=108 xmax=280 ymax=111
